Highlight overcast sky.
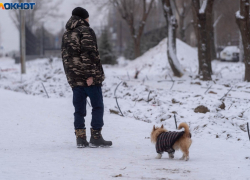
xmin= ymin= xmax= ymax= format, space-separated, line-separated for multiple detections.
xmin=0 ymin=0 xmax=108 ymax=53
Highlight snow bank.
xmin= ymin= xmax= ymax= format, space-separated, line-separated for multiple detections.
xmin=125 ymin=38 xmax=198 ymax=80
xmin=1 ymin=89 xmax=249 ymax=180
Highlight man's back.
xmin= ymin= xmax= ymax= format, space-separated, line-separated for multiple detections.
xmin=61 ymin=15 xmax=105 ymax=88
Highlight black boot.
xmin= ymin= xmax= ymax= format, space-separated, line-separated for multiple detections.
xmin=75 ymin=129 xmax=89 ymax=148
xmin=89 ymin=128 xmax=112 ymax=147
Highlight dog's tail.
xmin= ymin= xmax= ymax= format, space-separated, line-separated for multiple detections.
xmin=178 ymin=122 xmax=191 ymax=137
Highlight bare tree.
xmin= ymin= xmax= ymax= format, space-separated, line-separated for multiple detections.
xmin=192 ymin=0 xmax=214 ymax=80
xmin=173 ymin=0 xmax=192 ymax=42
xmin=174 ymin=0 xmax=215 ymax=64
xmin=236 ymin=0 xmax=250 ymax=81
xmin=214 ymin=0 xmax=239 ymax=47
xmin=205 ymin=0 xmax=215 ymax=72
xmin=10 ymin=0 xmax=62 ymax=31
xmin=110 ymin=0 xmax=155 ymax=58
xmin=162 ymin=0 xmax=183 ymax=77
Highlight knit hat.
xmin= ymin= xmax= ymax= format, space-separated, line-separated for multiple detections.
xmin=72 ymin=7 xmax=89 ymax=19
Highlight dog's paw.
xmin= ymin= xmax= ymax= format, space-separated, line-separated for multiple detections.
xmin=185 ymin=157 xmax=189 ymax=161
xmin=168 ymin=152 xmax=174 ymax=159
xmin=179 ymin=156 xmax=185 ymax=160
xmin=169 ymin=155 xmax=174 ymax=159
xmin=156 ymin=154 xmax=162 ymax=159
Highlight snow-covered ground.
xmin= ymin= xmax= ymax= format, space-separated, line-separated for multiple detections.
xmin=0 ymin=38 xmax=250 ymax=179
xmin=1 ymin=87 xmax=250 ymax=180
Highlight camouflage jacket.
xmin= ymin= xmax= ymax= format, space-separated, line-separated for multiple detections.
xmin=61 ymin=15 xmax=105 ymax=88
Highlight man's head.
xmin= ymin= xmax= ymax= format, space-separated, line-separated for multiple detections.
xmin=72 ymin=7 xmax=89 ymax=22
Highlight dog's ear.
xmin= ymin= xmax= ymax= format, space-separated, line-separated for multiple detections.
xmin=153 ymin=125 xmax=156 ymax=130
xmin=161 ymin=124 xmax=164 ymax=128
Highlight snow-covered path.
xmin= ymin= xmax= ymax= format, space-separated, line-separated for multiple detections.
xmin=0 ymin=89 xmax=249 ymax=180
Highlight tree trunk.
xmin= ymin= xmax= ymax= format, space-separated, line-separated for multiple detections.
xmin=178 ymin=2 xmax=191 ymax=42
xmin=205 ymin=12 xmax=212 ymax=74
xmin=210 ymin=29 xmax=216 ymax=60
xmin=179 ymin=11 xmax=186 ymax=42
xmin=236 ymin=1 xmax=250 ymax=82
xmin=199 ymin=13 xmax=212 ymax=80
xmin=206 ymin=0 xmax=215 ymax=73
xmin=173 ymin=0 xmax=192 ymax=42
xmin=162 ymin=0 xmax=169 ymax=36
xmin=168 ymin=17 xmax=183 ymax=77
xmin=239 ymin=32 xmax=244 ymax=62
xmin=192 ymin=5 xmax=202 ymax=74
xmin=192 ymin=0 xmax=212 ymax=80
xmin=134 ymin=39 xmax=141 ymax=59
xmin=172 ymin=19 xmax=177 ymax=54
xmin=111 ymin=0 xmax=154 ymax=59
xmin=163 ymin=0 xmax=183 ymax=77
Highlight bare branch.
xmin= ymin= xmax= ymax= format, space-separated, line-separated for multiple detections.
xmin=213 ymin=14 xmax=223 ymax=27
xmin=173 ymin=0 xmax=181 ymax=18
xmin=10 ymin=0 xmax=63 ymax=30
xmin=184 ymin=1 xmax=192 ymax=16
xmin=110 ymin=0 xmax=155 ymax=58
xmin=143 ymin=0 xmax=146 ymax=15
xmin=184 ymin=20 xmax=194 ymax=30
xmin=192 ymin=0 xmax=200 ymax=16
xmin=113 ymin=0 xmax=125 ymax=18
xmin=137 ymin=0 xmax=154 ymax=39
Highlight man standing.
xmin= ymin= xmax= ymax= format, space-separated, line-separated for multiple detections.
xmin=61 ymin=7 xmax=112 ymax=148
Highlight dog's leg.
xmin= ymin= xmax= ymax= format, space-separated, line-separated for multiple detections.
xmin=168 ymin=152 xmax=174 ymax=159
xmin=179 ymin=154 xmax=185 ymax=160
xmin=179 ymin=142 xmax=190 ymax=161
xmin=180 ymin=151 xmax=189 ymax=161
xmin=156 ymin=153 xmax=162 ymax=159
xmin=184 ymin=150 xmax=189 ymax=161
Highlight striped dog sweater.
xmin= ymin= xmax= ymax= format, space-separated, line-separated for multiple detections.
xmin=156 ymin=131 xmax=185 ymax=154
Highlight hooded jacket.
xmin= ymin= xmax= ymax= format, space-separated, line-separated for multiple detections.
xmin=61 ymin=15 xmax=105 ymax=88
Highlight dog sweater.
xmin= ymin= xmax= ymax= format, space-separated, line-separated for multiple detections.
xmin=156 ymin=131 xmax=185 ymax=154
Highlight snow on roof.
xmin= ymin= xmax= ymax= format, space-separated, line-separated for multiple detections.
xmin=223 ymin=46 xmax=240 ymax=52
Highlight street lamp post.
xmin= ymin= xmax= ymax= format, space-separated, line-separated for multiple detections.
xmin=20 ymin=0 xmax=26 ymax=74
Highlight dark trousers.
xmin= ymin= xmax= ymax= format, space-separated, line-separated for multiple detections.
xmin=72 ymin=86 xmax=104 ymax=130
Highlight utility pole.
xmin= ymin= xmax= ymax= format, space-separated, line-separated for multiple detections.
xmin=20 ymin=0 xmax=26 ymax=74
xmin=40 ymin=23 xmax=44 ymax=57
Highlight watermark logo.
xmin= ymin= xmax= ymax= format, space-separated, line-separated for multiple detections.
xmin=0 ymin=2 xmax=35 ymax=10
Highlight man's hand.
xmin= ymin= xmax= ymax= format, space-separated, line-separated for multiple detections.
xmin=87 ymin=77 xmax=93 ymax=86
